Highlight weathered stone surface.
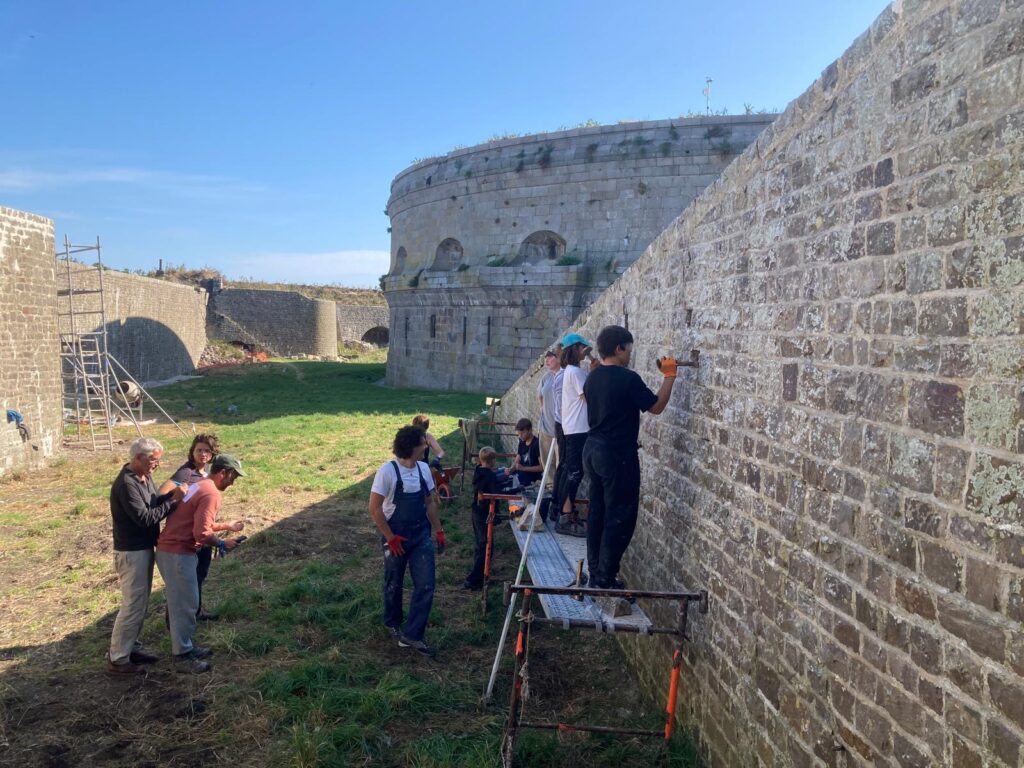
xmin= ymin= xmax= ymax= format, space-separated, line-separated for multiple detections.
xmin=384 ymin=116 xmax=775 ymax=392
xmin=0 ymin=208 xmax=60 ymax=478
xmin=491 ymin=2 xmax=1024 ymax=765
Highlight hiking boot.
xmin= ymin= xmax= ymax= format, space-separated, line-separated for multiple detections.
xmin=398 ymin=635 xmax=437 ymax=658
xmin=173 ymin=651 xmax=211 ymax=674
xmin=106 ymin=659 xmax=146 ymax=675
xmin=191 ymin=646 xmax=214 ymax=660
xmin=129 ymin=649 xmax=159 ymax=665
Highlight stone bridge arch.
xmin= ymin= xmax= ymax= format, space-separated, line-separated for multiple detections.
xmin=336 ymin=304 xmax=390 ymax=346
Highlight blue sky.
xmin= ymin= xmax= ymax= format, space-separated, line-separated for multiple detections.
xmin=1 ymin=1 xmax=890 ymax=287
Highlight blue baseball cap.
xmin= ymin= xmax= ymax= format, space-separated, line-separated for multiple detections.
xmin=560 ymin=332 xmax=592 ymax=348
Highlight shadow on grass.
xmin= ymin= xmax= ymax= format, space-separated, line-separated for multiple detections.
xmin=1 ymin=479 xmax=700 ymax=768
xmin=1 ymin=363 xmax=701 ymax=768
xmin=154 ymin=361 xmax=485 ymax=426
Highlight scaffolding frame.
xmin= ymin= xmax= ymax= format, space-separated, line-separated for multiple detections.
xmin=56 ymin=235 xmax=185 ymax=449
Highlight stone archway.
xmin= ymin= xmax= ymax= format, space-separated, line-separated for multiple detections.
xmin=361 ymin=326 xmax=389 ymax=346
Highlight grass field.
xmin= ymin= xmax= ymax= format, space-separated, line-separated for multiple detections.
xmin=0 ymin=353 xmax=698 ymax=767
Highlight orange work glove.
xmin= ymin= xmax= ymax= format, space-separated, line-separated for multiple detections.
xmin=657 ymin=356 xmax=679 ymax=378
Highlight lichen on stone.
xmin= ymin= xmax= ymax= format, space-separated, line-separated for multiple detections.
xmin=969 ymin=454 xmax=1024 ymax=525
xmin=965 ymin=384 xmax=1019 ymax=450
xmin=973 ymin=291 xmax=1024 ymax=336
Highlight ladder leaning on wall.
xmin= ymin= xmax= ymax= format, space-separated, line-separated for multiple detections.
xmin=56 ymin=235 xmax=185 ymax=450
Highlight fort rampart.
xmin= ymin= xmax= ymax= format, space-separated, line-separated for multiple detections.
xmin=209 ymin=288 xmax=337 ymax=358
xmin=495 ymin=1 xmax=1024 ymax=764
xmin=0 ymin=208 xmax=60 ymax=477
xmin=384 ymin=115 xmax=775 ymax=393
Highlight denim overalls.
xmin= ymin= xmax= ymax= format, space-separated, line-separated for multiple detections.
xmin=382 ymin=461 xmax=436 ymax=641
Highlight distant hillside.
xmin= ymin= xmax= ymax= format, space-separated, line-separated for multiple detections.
xmin=146 ymin=265 xmax=386 ymax=306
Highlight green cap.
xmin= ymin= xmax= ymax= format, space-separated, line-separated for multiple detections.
xmin=211 ymin=453 xmax=246 ymax=477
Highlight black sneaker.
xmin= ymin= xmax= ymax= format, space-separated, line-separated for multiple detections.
xmin=398 ymin=635 xmax=437 ymax=658
xmin=173 ymin=651 xmax=211 ymax=674
xmin=386 ymin=626 xmax=400 ymax=639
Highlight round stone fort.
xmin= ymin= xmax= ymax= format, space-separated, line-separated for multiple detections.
xmin=384 ymin=115 xmax=775 ymax=393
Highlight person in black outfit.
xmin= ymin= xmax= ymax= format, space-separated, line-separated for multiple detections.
xmin=510 ymin=418 xmax=542 ymax=487
xmin=463 ymin=447 xmax=514 ymax=590
xmin=582 ymin=325 xmax=678 ymax=589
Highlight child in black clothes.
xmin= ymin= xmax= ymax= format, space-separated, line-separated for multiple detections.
xmin=511 ymin=417 xmax=542 ymax=487
xmin=462 ymin=447 xmax=514 ymax=590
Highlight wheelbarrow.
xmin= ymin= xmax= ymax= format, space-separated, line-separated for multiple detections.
xmin=431 ymin=465 xmax=461 ymax=505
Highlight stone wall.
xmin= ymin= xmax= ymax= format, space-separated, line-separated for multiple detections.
xmin=385 ymin=266 xmax=614 ymax=392
xmin=210 ymin=288 xmax=337 ymax=358
xmin=336 ymin=304 xmax=389 ymax=345
xmin=385 ymin=116 xmax=775 ymax=393
xmin=0 ymin=207 xmax=60 ymax=478
xmin=60 ymin=264 xmax=208 ymax=383
xmin=496 ymin=1 xmax=1024 ymax=765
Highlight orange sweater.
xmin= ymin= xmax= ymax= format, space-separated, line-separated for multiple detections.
xmin=157 ymin=479 xmax=221 ymax=555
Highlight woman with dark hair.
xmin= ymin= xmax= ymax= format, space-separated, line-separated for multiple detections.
xmin=159 ymin=433 xmax=243 ymax=621
xmin=369 ymin=425 xmax=446 ymax=657
xmin=556 ymin=333 xmax=594 ymax=532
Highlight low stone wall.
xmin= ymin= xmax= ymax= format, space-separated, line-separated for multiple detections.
xmin=0 ymin=207 xmax=60 ymax=478
xmin=336 ymin=304 xmax=389 ymax=344
xmin=61 ymin=264 xmax=208 ymax=383
xmin=496 ymin=1 xmax=1024 ymax=765
xmin=210 ymin=288 xmax=337 ymax=358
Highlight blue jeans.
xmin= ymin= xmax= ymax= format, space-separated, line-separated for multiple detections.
xmin=382 ymin=526 xmax=435 ymax=641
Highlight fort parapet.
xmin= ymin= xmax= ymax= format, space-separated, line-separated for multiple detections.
xmin=383 ymin=116 xmax=775 ymax=392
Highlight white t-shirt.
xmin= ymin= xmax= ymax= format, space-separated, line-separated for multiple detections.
xmin=370 ymin=460 xmax=436 ymax=520
xmin=561 ymin=365 xmax=589 ymax=435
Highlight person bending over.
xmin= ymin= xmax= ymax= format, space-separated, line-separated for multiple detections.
xmin=158 ymin=433 xmax=244 ymax=622
xmin=462 ymin=447 xmax=514 ymax=591
xmin=156 ymin=454 xmax=246 ymax=673
xmin=582 ymin=325 xmax=677 ymax=589
xmin=412 ymin=414 xmax=445 ymax=470
xmin=369 ymin=425 xmax=446 ymax=657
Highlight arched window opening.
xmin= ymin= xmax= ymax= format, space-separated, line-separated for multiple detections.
xmin=393 ymin=246 xmax=408 ymax=275
xmin=432 ymin=238 xmax=464 ymax=271
xmin=513 ymin=231 xmax=566 ymax=265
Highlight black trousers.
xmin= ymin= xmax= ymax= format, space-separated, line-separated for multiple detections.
xmin=549 ymin=422 xmax=567 ymax=517
xmin=465 ymin=505 xmax=489 ymax=586
xmin=582 ymin=437 xmax=641 ymax=587
xmin=558 ymin=432 xmax=588 ymax=513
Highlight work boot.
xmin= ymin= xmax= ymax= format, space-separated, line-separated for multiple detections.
xmin=398 ymin=635 xmax=437 ymax=658
xmin=129 ymin=648 xmax=159 ymax=665
xmin=191 ymin=646 xmax=214 ymax=660
xmin=106 ymin=659 xmax=146 ymax=675
xmin=173 ymin=651 xmax=211 ymax=674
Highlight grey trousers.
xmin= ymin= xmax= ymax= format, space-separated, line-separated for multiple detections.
xmin=539 ymin=431 xmax=558 ymax=491
xmin=155 ymin=550 xmax=199 ymax=656
xmin=109 ymin=549 xmax=155 ymax=665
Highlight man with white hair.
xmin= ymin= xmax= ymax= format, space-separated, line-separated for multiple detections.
xmin=107 ymin=437 xmax=187 ymax=674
